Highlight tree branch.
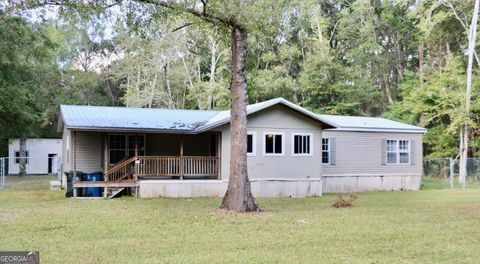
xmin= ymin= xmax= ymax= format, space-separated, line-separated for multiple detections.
xmin=443 ymin=0 xmax=480 ymax=67
xmin=172 ymin=22 xmax=195 ymax=32
xmin=132 ymin=0 xmax=237 ymax=29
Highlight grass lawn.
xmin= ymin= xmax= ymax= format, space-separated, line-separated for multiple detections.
xmin=1 ymin=176 xmax=480 ymax=263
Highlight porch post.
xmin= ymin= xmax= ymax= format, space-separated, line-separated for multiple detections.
xmin=134 ymin=135 xmax=138 ymax=157
xmin=103 ymin=133 xmax=108 ymax=198
xmin=180 ymin=136 xmax=184 ymax=180
xmin=73 ymin=131 xmax=77 ymax=198
xmin=104 ymin=134 xmax=109 ymax=180
xmin=216 ymin=133 xmax=221 ymax=180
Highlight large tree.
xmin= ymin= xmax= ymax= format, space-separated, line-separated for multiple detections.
xmin=0 ymin=14 xmax=58 ymax=175
xmin=130 ymin=0 xmax=261 ymax=211
xmin=23 ymin=0 xmax=262 ymax=212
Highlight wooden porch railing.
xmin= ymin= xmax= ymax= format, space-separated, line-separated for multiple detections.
xmin=183 ymin=156 xmax=219 ymax=177
xmin=107 ymin=156 xmax=136 ymax=182
xmin=135 ymin=156 xmax=219 ymax=178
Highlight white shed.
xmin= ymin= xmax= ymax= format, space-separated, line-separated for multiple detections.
xmin=8 ymin=138 xmax=62 ymax=175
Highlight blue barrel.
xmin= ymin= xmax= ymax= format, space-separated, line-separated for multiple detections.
xmin=85 ymin=172 xmax=104 ymax=197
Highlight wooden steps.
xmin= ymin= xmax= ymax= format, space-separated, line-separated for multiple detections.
xmin=106 ymin=187 xmax=126 ymax=199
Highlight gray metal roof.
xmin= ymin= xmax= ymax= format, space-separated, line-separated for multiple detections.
xmin=59 ymin=98 xmax=337 ymax=133
xmin=59 ymin=98 xmax=426 ymax=134
xmin=318 ymin=114 xmax=427 ymax=133
xmin=60 ymin=105 xmax=220 ymax=133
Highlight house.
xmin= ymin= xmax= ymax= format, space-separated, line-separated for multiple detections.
xmin=318 ymin=115 xmax=426 ymax=193
xmin=8 ymin=138 xmax=62 ymax=175
xmin=58 ymin=98 xmax=334 ymax=198
xmin=57 ymin=98 xmax=426 ymax=198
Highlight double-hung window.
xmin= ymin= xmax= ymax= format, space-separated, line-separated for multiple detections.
xmin=292 ymin=133 xmax=313 ymax=156
xmin=263 ymin=132 xmax=284 ymax=156
xmin=386 ymin=139 xmax=410 ymax=164
xmin=322 ymin=138 xmax=330 ymax=164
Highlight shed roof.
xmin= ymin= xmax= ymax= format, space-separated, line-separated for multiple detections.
xmin=318 ymin=114 xmax=427 ymax=133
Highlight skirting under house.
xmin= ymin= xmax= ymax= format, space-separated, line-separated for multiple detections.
xmin=322 ymin=174 xmax=422 ymax=193
xmin=139 ymin=178 xmax=323 ymax=198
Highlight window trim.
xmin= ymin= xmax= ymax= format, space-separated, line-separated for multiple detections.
xmin=291 ymin=132 xmax=314 ymax=157
xmin=263 ymin=132 xmax=285 ymax=156
xmin=247 ymin=131 xmax=257 ymax=156
xmin=322 ymin=137 xmax=330 ymax=164
xmin=14 ymin=150 xmax=29 ymax=164
xmin=386 ymin=139 xmax=410 ymax=165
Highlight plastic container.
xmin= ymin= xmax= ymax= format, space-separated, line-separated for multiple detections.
xmin=65 ymin=171 xmax=85 ymax=197
xmin=85 ymin=172 xmax=104 ymax=197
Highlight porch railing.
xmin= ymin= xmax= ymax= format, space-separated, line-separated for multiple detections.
xmin=107 ymin=156 xmax=136 ymax=182
xmin=135 ymin=156 xmax=219 ymax=178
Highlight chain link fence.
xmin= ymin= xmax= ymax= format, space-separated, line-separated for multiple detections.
xmin=0 ymin=158 xmax=5 ymax=189
xmin=423 ymin=157 xmax=480 ymax=188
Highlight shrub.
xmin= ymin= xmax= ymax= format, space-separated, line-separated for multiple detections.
xmin=332 ymin=194 xmax=358 ymax=208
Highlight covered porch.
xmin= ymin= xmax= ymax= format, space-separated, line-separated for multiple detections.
xmin=71 ymin=132 xmax=221 ymax=198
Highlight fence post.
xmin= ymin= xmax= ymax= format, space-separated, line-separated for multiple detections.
xmin=0 ymin=157 xmax=4 ymax=189
xmin=449 ymin=158 xmax=454 ymax=190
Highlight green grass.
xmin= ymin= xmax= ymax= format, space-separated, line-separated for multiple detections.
xmin=1 ymin=176 xmax=480 ymax=263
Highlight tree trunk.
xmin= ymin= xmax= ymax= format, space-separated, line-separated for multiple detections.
xmin=459 ymin=0 xmax=479 ymax=187
xmin=19 ymin=138 xmax=27 ymax=177
xmin=418 ymin=39 xmax=424 ymax=89
xmin=220 ymin=27 xmax=261 ymax=212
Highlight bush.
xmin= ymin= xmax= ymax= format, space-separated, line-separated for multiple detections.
xmin=332 ymin=194 xmax=358 ymax=208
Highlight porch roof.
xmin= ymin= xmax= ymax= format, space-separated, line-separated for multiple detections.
xmin=58 ymin=98 xmax=338 ymax=133
xmin=59 ymin=105 xmax=220 ymax=133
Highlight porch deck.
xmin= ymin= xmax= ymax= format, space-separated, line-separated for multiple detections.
xmin=69 ymin=131 xmax=222 ymax=198
xmin=72 ymin=155 xmax=220 ymax=198
xmin=106 ymin=155 xmax=220 ymax=181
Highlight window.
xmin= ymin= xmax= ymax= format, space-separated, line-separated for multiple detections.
xmin=247 ymin=132 xmax=256 ymax=156
xmin=292 ymin=133 xmax=313 ymax=156
xmin=263 ymin=132 xmax=284 ymax=156
xmin=386 ymin=139 xmax=410 ymax=164
xmin=15 ymin=151 xmax=29 ymax=164
xmin=109 ymin=134 xmax=145 ymax=164
xmin=322 ymin=138 xmax=329 ymax=164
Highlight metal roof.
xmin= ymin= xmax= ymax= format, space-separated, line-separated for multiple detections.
xmin=59 ymin=98 xmax=426 ymax=134
xmin=60 ymin=105 xmax=220 ymax=133
xmin=318 ymin=114 xmax=427 ymax=133
xmin=59 ymin=98 xmax=337 ymax=133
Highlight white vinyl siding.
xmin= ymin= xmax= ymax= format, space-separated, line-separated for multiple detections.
xmin=292 ymin=133 xmax=313 ymax=156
